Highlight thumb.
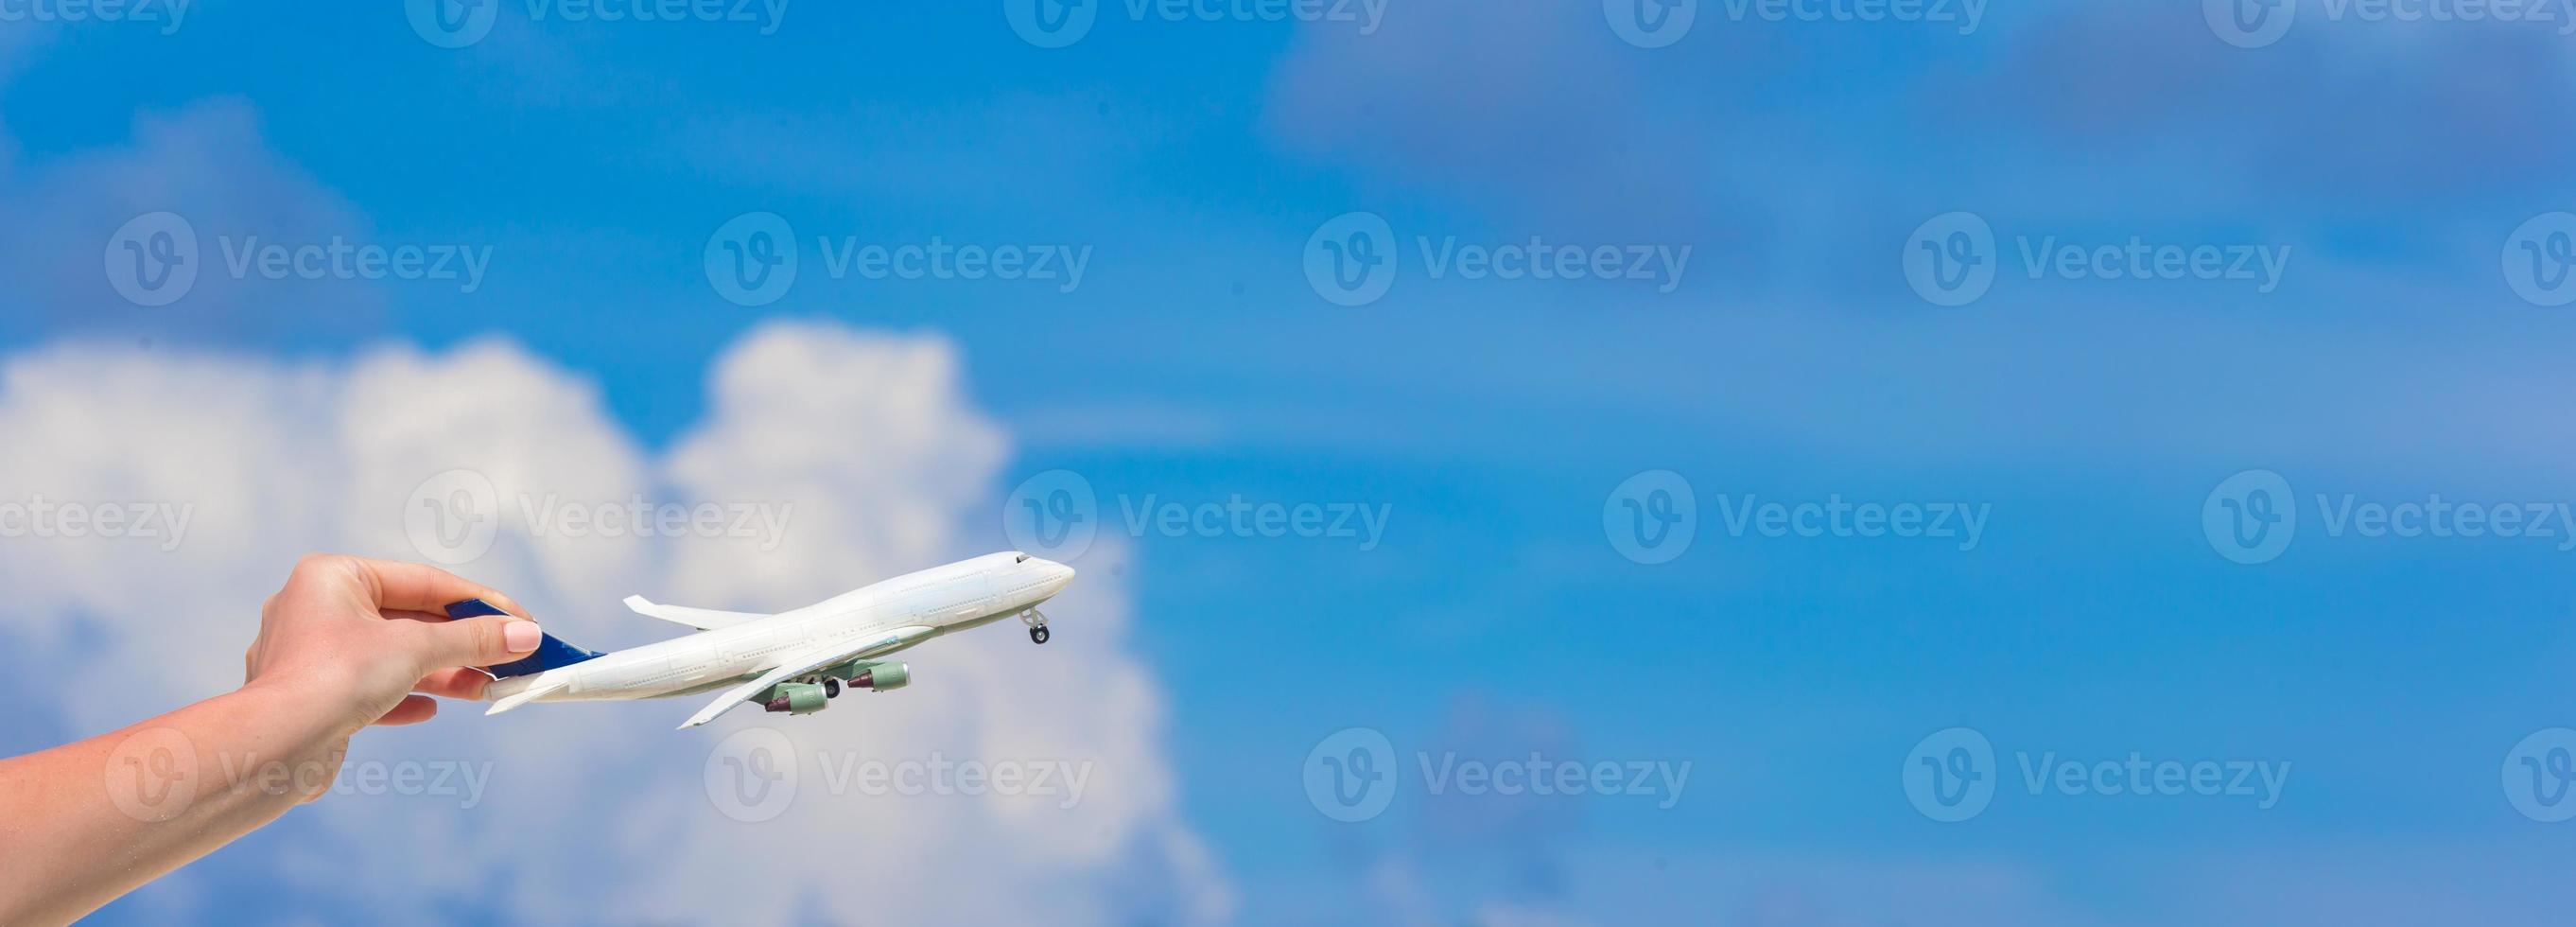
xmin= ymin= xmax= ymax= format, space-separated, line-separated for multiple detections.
xmin=411 ymin=614 xmax=545 ymax=671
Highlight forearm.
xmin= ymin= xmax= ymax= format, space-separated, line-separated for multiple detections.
xmin=0 ymin=683 xmax=349 ymax=926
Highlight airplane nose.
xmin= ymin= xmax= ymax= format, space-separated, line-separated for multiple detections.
xmin=1042 ymin=560 xmax=1076 ymax=591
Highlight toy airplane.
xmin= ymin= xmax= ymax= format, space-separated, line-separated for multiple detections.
xmin=446 ymin=551 xmax=1074 ymax=729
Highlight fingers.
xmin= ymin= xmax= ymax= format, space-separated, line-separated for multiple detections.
xmin=413 ymin=667 xmax=493 ymax=701
xmin=383 ymin=608 xmax=459 ymax=624
xmin=372 ymin=694 xmax=440 ymax=726
xmin=405 ymin=614 xmax=544 ymax=673
xmin=292 ymin=554 xmax=528 ymax=619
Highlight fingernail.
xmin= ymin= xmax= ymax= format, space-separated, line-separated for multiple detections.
xmin=504 ymin=621 xmax=542 ymax=653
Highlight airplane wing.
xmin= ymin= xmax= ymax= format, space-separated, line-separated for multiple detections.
xmin=676 ymin=626 xmax=938 ymax=729
xmin=625 ymin=595 xmax=768 ymax=631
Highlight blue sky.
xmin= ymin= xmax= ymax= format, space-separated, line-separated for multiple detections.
xmin=9 ymin=0 xmax=2576 ymax=924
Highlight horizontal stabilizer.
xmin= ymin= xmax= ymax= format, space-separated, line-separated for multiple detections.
xmin=624 ymin=595 xmax=768 ymax=631
xmin=486 ymin=676 xmax=566 ymax=715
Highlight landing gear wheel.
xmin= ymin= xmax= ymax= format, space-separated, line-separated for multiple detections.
xmin=1030 ymin=625 xmax=1051 ymax=644
xmin=824 ymin=678 xmax=842 ymax=698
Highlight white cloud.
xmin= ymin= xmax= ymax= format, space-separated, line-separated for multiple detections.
xmin=0 ymin=324 xmax=1231 ymax=925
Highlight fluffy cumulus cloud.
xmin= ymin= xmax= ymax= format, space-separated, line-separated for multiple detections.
xmin=0 ymin=324 xmax=1230 ymax=925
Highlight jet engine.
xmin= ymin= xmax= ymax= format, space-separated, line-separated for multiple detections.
xmin=836 ymin=660 xmax=911 ymax=691
xmin=761 ymin=681 xmax=829 ymax=714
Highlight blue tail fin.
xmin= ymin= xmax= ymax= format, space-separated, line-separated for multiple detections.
xmin=444 ymin=598 xmax=606 ymax=679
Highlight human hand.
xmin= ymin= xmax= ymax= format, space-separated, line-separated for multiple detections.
xmin=0 ymin=556 xmax=545 ymax=923
xmin=237 ymin=555 xmax=541 ymax=783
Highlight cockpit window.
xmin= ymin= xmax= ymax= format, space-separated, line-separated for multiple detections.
xmin=1015 ymin=553 xmax=1030 ymax=563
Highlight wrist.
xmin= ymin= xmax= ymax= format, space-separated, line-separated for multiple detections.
xmin=225 ymin=679 xmax=361 ymax=751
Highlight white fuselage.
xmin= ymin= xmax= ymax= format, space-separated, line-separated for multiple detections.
xmin=487 ymin=551 xmax=1074 ymax=705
